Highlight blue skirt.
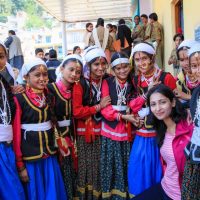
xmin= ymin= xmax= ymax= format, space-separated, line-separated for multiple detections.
xmin=0 ymin=143 xmax=25 ymax=200
xmin=24 ymin=156 xmax=67 ymax=200
xmin=128 ymin=135 xmax=162 ymax=196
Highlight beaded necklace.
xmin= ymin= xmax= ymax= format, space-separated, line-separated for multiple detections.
xmin=0 ymin=80 xmax=11 ymax=125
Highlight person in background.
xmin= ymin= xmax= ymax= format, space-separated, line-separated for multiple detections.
xmin=133 ymin=84 xmax=193 ymax=200
xmin=181 ymin=43 xmax=200 ymax=200
xmin=112 ymin=25 xmax=117 ymax=34
xmin=44 ymin=52 xmax=49 ymax=62
xmin=4 ymin=30 xmax=24 ymax=70
xmin=140 ymin=14 xmax=148 ymax=35
xmin=83 ymin=22 xmax=93 ymax=48
xmin=145 ymin=13 xmax=164 ymax=69
xmin=132 ymin=15 xmax=144 ymax=45
xmin=89 ymin=18 xmax=113 ymax=53
xmin=117 ymin=18 xmax=133 ymax=57
xmin=46 ymin=49 xmax=61 ymax=83
xmin=73 ymin=46 xmax=81 ymax=56
xmin=168 ymin=33 xmax=184 ymax=76
xmin=106 ymin=23 xmax=116 ymax=42
xmin=175 ymin=39 xmax=198 ymax=108
xmin=35 ymin=48 xmax=45 ymax=60
xmin=0 ymin=41 xmax=25 ymax=94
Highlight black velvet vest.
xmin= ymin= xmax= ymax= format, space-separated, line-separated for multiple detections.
xmin=15 ymin=93 xmax=57 ymax=161
xmin=48 ymin=83 xmax=73 ymax=138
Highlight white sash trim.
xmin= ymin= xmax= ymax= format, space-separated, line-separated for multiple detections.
xmin=0 ymin=124 xmax=13 ymax=142
xmin=77 ymin=128 xmax=101 ymax=133
xmin=21 ymin=121 xmax=52 ymax=132
xmin=93 ymin=28 xmax=109 ymax=51
xmin=112 ymin=105 xmax=127 ymax=111
xmin=191 ymin=126 xmax=200 ymax=145
xmin=102 ymin=28 xmax=109 ymax=51
xmin=58 ymin=119 xmax=71 ymax=127
xmin=102 ymin=121 xmax=128 ymax=137
xmin=137 ymin=128 xmax=155 ymax=133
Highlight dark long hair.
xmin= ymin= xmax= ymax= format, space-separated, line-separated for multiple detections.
xmin=147 ymin=84 xmax=187 ymax=147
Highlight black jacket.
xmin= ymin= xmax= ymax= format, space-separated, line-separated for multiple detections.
xmin=117 ymin=24 xmax=133 ymax=48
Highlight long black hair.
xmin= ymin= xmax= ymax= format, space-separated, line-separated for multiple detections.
xmin=147 ymin=84 xmax=187 ymax=147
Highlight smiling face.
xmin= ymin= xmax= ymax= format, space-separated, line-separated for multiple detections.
xmin=87 ymin=24 xmax=93 ymax=32
xmin=0 ymin=45 xmax=7 ymax=70
xmin=150 ymin=92 xmax=175 ymax=121
xmin=25 ymin=65 xmax=48 ymax=91
xmin=189 ymin=52 xmax=200 ymax=83
xmin=134 ymin=51 xmax=154 ymax=75
xmin=178 ymin=49 xmax=190 ymax=73
xmin=61 ymin=61 xmax=79 ymax=85
xmin=134 ymin=16 xmax=140 ymax=25
xmin=113 ymin=63 xmax=130 ymax=81
xmin=90 ymin=57 xmax=107 ymax=79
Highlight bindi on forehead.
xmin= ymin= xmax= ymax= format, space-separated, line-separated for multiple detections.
xmin=35 ymin=65 xmax=47 ymax=73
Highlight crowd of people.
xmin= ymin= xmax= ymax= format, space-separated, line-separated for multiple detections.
xmin=0 ymin=12 xmax=200 ymax=200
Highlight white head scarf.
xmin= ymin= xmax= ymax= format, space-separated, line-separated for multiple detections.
xmin=84 ymin=45 xmax=106 ymax=63
xmin=188 ymin=43 xmax=200 ymax=58
xmin=56 ymin=54 xmax=83 ymax=81
xmin=21 ymin=58 xmax=46 ymax=77
xmin=111 ymin=53 xmax=129 ymax=68
xmin=131 ymin=42 xmax=155 ymax=57
xmin=177 ymin=39 xmax=198 ymax=51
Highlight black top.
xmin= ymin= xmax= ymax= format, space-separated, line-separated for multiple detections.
xmin=117 ymin=24 xmax=133 ymax=47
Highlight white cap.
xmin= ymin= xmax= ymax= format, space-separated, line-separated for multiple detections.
xmin=84 ymin=45 xmax=106 ymax=63
xmin=188 ymin=43 xmax=200 ymax=57
xmin=61 ymin=54 xmax=83 ymax=66
xmin=21 ymin=58 xmax=46 ymax=77
xmin=56 ymin=54 xmax=83 ymax=81
xmin=177 ymin=39 xmax=198 ymax=51
xmin=131 ymin=42 xmax=155 ymax=56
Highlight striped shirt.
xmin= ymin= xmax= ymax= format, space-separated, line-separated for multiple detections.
xmin=161 ymin=132 xmax=181 ymax=200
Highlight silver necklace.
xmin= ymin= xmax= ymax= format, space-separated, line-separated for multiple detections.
xmin=194 ymin=96 xmax=200 ymax=127
xmin=34 ymin=94 xmax=46 ymax=108
xmin=116 ymin=79 xmax=127 ymax=105
xmin=0 ymin=80 xmax=11 ymax=125
xmin=92 ymin=80 xmax=102 ymax=102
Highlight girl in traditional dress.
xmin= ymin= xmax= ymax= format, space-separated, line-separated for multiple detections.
xmin=182 ymin=43 xmax=200 ymax=200
xmin=0 ymin=42 xmax=25 ymax=200
xmin=48 ymin=54 xmax=83 ymax=200
xmin=175 ymin=39 xmax=199 ymax=108
xmin=128 ymin=42 xmax=176 ymax=197
xmin=100 ymin=52 xmax=138 ymax=199
xmin=73 ymin=46 xmax=111 ymax=200
xmin=13 ymin=58 xmax=67 ymax=200
xmin=133 ymin=84 xmax=193 ymax=200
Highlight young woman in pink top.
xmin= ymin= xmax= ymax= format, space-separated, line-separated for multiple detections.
xmin=133 ymin=84 xmax=193 ymax=200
